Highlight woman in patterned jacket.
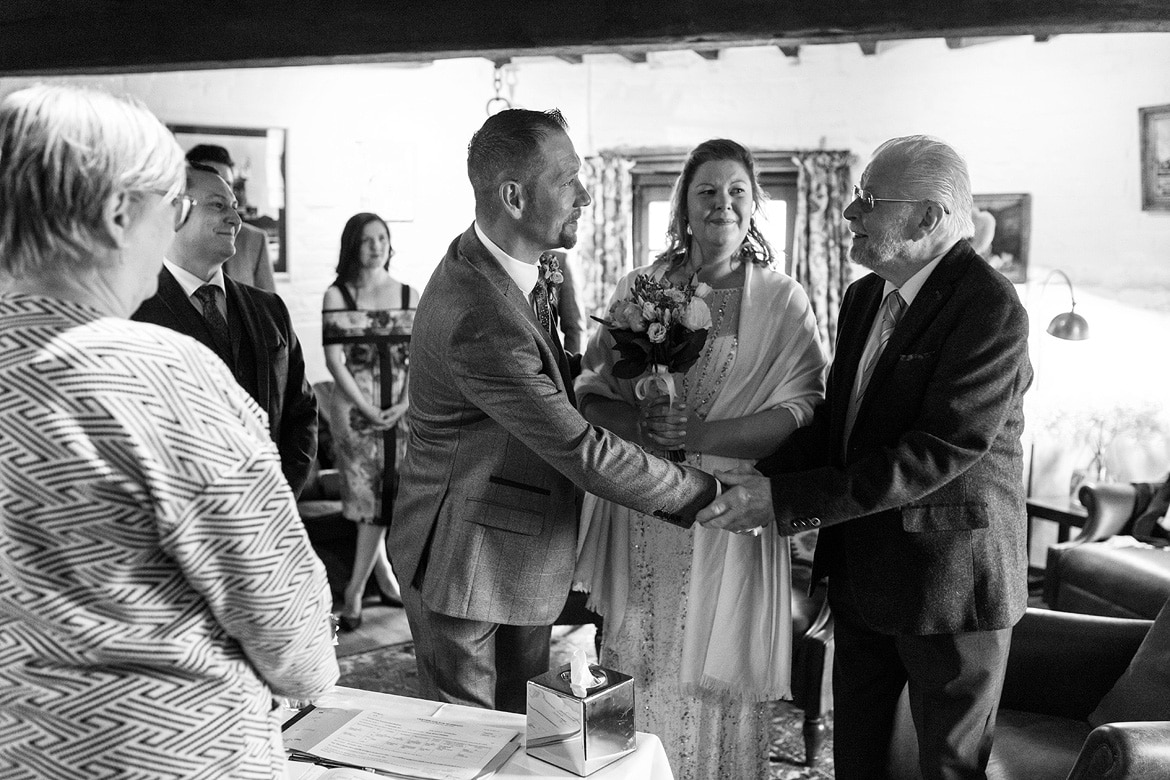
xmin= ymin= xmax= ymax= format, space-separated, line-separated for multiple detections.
xmin=0 ymin=84 xmax=339 ymax=779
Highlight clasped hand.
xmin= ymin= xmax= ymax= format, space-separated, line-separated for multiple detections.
xmin=364 ymin=400 xmax=409 ymax=431
xmin=637 ymin=394 xmax=687 ymax=451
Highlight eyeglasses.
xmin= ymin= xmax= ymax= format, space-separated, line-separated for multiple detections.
xmin=852 ymin=185 xmax=951 ymax=215
xmin=149 ymin=190 xmax=199 ymax=230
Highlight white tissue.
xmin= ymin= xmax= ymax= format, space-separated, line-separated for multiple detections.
xmin=569 ymin=646 xmax=592 ymax=698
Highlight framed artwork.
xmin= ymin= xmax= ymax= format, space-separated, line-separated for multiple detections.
xmin=1140 ymin=104 xmax=1170 ymax=211
xmin=168 ymin=124 xmax=288 ymax=273
xmin=972 ymin=193 xmax=1031 ymax=284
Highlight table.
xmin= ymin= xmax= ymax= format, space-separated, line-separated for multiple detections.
xmin=282 ymin=686 xmax=674 ymax=780
xmin=1027 ymin=496 xmax=1088 ymax=544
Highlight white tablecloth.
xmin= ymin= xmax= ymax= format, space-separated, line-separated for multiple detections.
xmin=283 ymin=686 xmax=674 ymax=780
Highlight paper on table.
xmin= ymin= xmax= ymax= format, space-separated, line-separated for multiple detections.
xmin=298 ymin=709 xmax=518 ymax=780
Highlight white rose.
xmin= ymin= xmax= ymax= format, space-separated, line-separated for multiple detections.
xmin=647 ymin=322 xmax=668 ymax=343
xmin=693 ymin=282 xmax=713 ymax=298
xmin=680 ymin=297 xmax=712 ymax=330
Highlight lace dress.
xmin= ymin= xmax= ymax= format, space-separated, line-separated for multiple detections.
xmin=600 ymin=286 xmax=772 ymax=780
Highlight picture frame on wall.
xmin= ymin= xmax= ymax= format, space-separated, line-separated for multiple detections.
xmin=1140 ymin=103 xmax=1170 ymax=211
xmin=972 ymin=193 xmax=1031 ymax=284
xmin=168 ymin=124 xmax=288 ymax=273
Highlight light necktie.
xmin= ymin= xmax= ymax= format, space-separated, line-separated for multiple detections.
xmin=192 ymin=284 xmax=233 ymax=363
xmin=844 ymin=289 xmax=906 ymax=445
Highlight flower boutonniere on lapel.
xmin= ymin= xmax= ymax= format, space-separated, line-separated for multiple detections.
xmin=538 ymin=253 xmax=564 ymax=307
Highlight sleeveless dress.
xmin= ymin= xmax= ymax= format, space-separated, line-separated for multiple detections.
xmin=601 ymin=287 xmax=772 ymax=780
xmin=323 ymin=284 xmax=412 ymax=525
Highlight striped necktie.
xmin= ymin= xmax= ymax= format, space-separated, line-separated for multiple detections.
xmin=843 ymin=289 xmax=906 ymax=445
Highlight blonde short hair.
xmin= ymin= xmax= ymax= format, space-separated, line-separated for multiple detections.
xmin=0 ymin=84 xmax=185 ymax=277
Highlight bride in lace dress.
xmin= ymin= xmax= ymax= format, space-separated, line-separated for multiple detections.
xmin=574 ymin=139 xmax=826 ymax=779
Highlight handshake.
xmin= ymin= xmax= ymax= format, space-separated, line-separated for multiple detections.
xmin=695 ymin=465 xmax=788 ymax=537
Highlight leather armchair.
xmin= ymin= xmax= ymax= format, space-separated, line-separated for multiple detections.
xmin=1044 ymin=482 xmax=1170 ymax=619
xmin=889 ymin=608 xmax=1170 ymax=779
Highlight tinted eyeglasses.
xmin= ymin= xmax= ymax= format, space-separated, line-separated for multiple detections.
xmin=149 ymin=190 xmax=199 ymax=230
xmin=852 ymin=185 xmax=951 ymax=215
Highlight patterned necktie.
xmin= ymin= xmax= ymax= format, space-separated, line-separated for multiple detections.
xmin=844 ymin=289 xmax=906 ymax=444
xmin=531 ymin=275 xmax=553 ymax=334
xmin=192 ymin=284 xmax=233 ymax=363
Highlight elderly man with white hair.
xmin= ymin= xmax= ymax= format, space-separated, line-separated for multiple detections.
xmin=704 ymin=135 xmax=1033 ymax=779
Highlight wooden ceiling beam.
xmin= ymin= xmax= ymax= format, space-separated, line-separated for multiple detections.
xmin=0 ymin=0 xmax=1166 ymax=75
xmin=618 ymin=51 xmax=648 ymax=64
xmin=778 ymin=45 xmax=801 ymax=58
xmin=858 ymin=40 xmax=879 ymax=56
xmin=694 ymin=49 xmax=721 ymax=60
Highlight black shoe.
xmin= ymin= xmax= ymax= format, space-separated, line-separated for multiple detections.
xmin=338 ymin=613 xmax=363 ymax=632
xmin=379 ymin=590 xmax=404 ymax=609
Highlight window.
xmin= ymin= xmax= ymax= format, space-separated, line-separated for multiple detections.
xmin=631 ymin=151 xmax=799 ymax=272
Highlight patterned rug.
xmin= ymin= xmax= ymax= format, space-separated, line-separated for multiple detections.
xmin=337 ymin=631 xmax=834 ymax=779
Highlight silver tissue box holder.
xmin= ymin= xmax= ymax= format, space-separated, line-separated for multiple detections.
xmin=525 ymin=662 xmax=636 ymax=776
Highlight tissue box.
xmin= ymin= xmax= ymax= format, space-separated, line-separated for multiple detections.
xmin=525 ymin=663 xmax=636 ymax=776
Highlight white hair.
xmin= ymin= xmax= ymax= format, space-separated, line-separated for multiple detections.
xmin=872 ymin=135 xmax=975 ymax=240
xmin=0 ymin=84 xmax=185 ymax=277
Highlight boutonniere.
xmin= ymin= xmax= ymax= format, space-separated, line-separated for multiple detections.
xmin=538 ymin=253 xmax=564 ymax=306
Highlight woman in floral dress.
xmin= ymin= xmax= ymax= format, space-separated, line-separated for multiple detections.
xmin=323 ymin=213 xmax=416 ymax=630
xmin=574 ymin=140 xmax=826 ymax=779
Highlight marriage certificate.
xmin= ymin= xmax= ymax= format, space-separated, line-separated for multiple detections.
xmin=284 ymin=706 xmax=519 ymax=780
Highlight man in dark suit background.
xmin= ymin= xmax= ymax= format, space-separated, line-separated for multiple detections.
xmin=702 ymin=135 xmax=1033 ymax=778
xmin=183 ymin=144 xmax=276 ymax=292
xmin=133 ymin=165 xmax=316 ymax=497
xmin=391 ymin=109 xmax=719 ymax=713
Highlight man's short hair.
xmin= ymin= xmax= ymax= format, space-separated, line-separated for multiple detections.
xmin=872 ymin=135 xmax=975 ymax=239
xmin=185 ymin=143 xmax=234 ymax=169
xmin=188 ymin=161 xmax=227 ymax=186
xmin=0 ymin=84 xmax=185 ymax=277
xmin=466 ymin=109 xmax=568 ymax=208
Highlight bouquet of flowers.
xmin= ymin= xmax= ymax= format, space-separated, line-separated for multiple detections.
xmin=592 ymin=273 xmax=713 ymax=461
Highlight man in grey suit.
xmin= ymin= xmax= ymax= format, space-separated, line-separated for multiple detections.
xmin=704 ymin=136 xmax=1033 ymax=778
xmin=184 ymin=144 xmax=276 ymax=292
xmin=390 ymin=109 xmax=720 ymax=713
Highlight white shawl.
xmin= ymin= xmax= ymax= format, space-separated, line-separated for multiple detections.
xmin=573 ymin=260 xmax=826 ymax=700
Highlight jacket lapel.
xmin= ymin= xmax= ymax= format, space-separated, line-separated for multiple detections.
xmin=457 ymin=227 xmax=574 ymax=396
xmin=830 ymin=275 xmax=884 ymax=447
xmin=854 ymin=242 xmax=973 ymax=422
xmin=154 ymin=269 xmax=221 ymax=355
xmin=223 ymin=277 xmax=272 ymax=418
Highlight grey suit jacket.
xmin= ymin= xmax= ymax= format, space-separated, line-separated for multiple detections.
xmin=132 ymin=269 xmax=317 ymax=497
xmin=759 ymin=240 xmax=1033 ymax=635
xmin=390 ymin=225 xmax=717 ymax=625
xmin=223 ymin=223 xmax=275 ymax=292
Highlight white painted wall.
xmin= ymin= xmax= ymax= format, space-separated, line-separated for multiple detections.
xmin=3 ymin=33 xmax=1167 ymax=499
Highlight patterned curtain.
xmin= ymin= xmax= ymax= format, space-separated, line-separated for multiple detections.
xmin=577 ymin=153 xmax=635 ymax=324
xmin=791 ymin=151 xmax=855 ymax=359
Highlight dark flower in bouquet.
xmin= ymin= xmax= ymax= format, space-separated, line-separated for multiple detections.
xmin=591 ymin=274 xmax=713 ymax=461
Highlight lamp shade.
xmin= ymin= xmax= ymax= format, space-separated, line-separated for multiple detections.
xmin=1047 ymin=310 xmax=1089 ymax=340
xmin=1041 ymin=269 xmax=1090 ymax=341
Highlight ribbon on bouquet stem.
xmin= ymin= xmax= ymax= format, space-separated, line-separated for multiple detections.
xmin=633 ymin=363 xmax=686 ymax=462
xmin=634 ymin=363 xmax=677 ymax=406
